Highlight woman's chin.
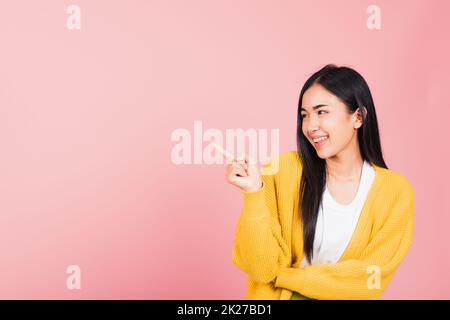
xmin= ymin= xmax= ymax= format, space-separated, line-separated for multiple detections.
xmin=316 ymin=150 xmax=333 ymax=159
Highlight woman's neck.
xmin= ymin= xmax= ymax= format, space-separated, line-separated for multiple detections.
xmin=325 ymin=152 xmax=364 ymax=182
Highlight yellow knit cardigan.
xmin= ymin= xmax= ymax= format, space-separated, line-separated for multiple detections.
xmin=231 ymin=151 xmax=414 ymax=300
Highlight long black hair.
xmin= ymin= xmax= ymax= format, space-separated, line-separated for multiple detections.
xmin=297 ymin=64 xmax=388 ymax=264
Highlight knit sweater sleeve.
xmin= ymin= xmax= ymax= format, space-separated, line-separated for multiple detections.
xmin=231 ymin=155 xmax=291 ymax=284
xmin=274 ymin=181 xmax=414 ymax=300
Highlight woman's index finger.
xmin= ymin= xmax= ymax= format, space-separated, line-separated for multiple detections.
xmin=210 ymin=142 xmax=235 ymax=163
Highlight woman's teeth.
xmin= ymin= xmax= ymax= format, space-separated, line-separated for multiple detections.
xmin=313 ymin=136 xmax=328 ymax=143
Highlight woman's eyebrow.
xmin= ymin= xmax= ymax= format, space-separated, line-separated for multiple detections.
xmin=301 ymin=104 xmax=328 ymax=111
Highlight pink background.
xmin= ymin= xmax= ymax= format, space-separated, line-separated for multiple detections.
xmin=0 ymin=0 xmax=448 ymax=299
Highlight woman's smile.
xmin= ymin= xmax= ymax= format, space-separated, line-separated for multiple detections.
xmin=312 ymin=135 xmax=329 ymax=148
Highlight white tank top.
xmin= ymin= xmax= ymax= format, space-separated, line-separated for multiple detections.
xmin=300 ymin=160 xmax=375 ymax=267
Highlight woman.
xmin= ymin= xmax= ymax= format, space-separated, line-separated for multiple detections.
xmin=226 ymin=64 xmax=414 ymax=300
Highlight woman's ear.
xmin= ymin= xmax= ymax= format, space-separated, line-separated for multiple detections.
xmin=354 ymin=106 xmax=367 ymax=129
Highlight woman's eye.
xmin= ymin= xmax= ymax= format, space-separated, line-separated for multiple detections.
xmin=301 ymin=111 xmax=326 ymax=119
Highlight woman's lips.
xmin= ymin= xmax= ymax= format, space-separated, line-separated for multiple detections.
xmin=313 ymin=136 xmax=328 ymax=148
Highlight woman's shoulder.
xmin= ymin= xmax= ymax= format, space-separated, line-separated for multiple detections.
xmin=261 ymin=150 xmax=301 ymax=176
xmin=277 ymin=150 xmax=301 ymax=166
xmin=370 ymin=165 xmax=415 ymax=226
xmin=373 ymin=164 xmax=414 ymax=198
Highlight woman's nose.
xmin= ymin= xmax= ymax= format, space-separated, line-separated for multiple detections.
xmin=307 ymin=115 xmax=320 ymax=132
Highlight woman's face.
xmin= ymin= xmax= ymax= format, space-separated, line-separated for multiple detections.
xmin=300 ymin=84 xmax=364 ymax=160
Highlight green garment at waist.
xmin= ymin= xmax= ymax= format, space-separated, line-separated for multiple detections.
xmin=290 ymin=291 xmax=315 ymax=300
